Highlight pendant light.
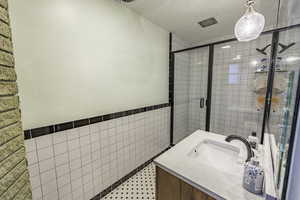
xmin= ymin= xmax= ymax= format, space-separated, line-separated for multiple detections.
xmin=235 ymin=0 xmax=265 ymax=42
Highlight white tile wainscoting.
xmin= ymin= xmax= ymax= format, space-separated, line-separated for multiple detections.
xmin=25 ymin=107 xmax=170 ymax=200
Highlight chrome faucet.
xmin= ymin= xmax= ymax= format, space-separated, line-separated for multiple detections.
xmin=225 ymin=135 xmax=254 ymax=162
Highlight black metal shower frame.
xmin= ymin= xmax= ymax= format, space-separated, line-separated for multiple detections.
xmin=169 ymin=23 xmax=300 ymax=142
xmin=168 ymin=23 xmax=300 ymax=199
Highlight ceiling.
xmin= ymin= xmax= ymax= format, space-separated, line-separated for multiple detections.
xmin=125 ymin=0 xmax=279 ymax=44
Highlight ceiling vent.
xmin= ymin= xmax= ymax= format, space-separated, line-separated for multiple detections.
xmin=198 ymin=18 xmax=218 ymax=28
xmin=121 ymin=0 xmax=135 ymax=2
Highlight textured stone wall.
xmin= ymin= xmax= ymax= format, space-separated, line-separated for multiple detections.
xmin=0 ymin=0 xmax=32 ymax=199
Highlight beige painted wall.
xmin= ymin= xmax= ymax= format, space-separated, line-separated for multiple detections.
xmin=9 ymin=0 xmax=169 ymax=129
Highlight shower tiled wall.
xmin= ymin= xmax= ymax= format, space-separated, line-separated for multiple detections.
xmin=210 ymin=34 xmax=273 ymax=139
xmin=25 ymin=107 xmax=170 ymax=200
xmin=173 ymin=51 xmax=190 ymax=143
xmin=173 ymin=33 xmax=283 ymax=142
xmin=173 ymin=37 xmax=209 ymax=143
xmin=173 ymin=36 xmax=192 ymax=143
xmin=173 ymin=28 xmax=300 ymax=143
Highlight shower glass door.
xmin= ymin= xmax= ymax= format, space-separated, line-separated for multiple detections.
xmin=210 ymin=34 xmax=272 ymax=141
xmin=173 ymin=47 xmax=209 ymax=144
xmin=188 ymin=48 xmax=209 ymax=133
xmin=269 ymin=27 xmax=300 ymax=198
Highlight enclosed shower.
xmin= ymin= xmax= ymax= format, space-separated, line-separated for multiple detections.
xmin=171 ymin=26 xmax=300 ymax=148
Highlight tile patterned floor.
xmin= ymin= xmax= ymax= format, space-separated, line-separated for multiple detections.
xmin=102 ymin=163 xmax=156 ymax=200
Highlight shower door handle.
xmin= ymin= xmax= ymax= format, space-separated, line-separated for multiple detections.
xmin=200 ymin=98 xmax=205 ymax=108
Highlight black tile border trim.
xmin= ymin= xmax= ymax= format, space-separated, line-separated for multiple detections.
xmin=24 ymin=103 xmax=170 ymax=140
xmin=90 ymin=146 xmax=171 ymax=200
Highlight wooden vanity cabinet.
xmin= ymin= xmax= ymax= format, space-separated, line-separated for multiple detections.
xmin=156 ymin=166 xmax=215 ymax=200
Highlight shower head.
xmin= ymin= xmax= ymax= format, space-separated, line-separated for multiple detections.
xmin=256 ymin=44 xmax=271 ymax=55
xmin=278 ymin=43 xmax=296 ymax=54
xmin=256 ymin=42 xmax=296 ymax=56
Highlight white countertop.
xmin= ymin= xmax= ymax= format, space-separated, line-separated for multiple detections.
xmin=154 ymin=130 xmax=264 ymax=200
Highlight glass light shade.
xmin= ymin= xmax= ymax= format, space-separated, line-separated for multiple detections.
xmin=235 ymin=6 xmax=265 ymax=42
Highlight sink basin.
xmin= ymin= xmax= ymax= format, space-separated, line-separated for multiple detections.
xmin=187 ymin=139 xmax=241 ymax=173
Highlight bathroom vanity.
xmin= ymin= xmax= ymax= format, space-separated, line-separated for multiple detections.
xmin=154 ymin=131 xmax=264 ymax=200
xmin=156 ymin=166 xmax=215 ymax=200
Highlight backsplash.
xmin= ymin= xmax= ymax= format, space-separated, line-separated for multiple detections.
xmin=25 ymin=107 xmax=170 ymax=200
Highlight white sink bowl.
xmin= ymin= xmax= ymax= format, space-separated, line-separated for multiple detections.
xmin=187 ymin=139 xmax=241 ymax=173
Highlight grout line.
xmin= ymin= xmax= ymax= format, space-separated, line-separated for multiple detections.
xmin=0 ymin=142 xmax=23 ymax=163
xmin=34 ymin=139 xmax=43 ymax=200
xmin=0 ymin=107 xmax=18 ymax=114
xmin=88 ymin=125 xmax=95 ymax=198
xmin=23 ymin=187 xmax=32 ymax=200
xmin=66 ymin=131 xmax=74 ymax=200
xmin=8 ymin=177 xmax=30 ymax=200
xmin=0 ymin=31 xmax=10 ymax=40
xmin=0 ymin=4 xmax=7 ymax=11
xmin=0 ymin=153 xmax=25 ymax=180
xmin=78 ymin=128 xmax=85 ymax=199
xmin=0 ymin=47 xmax=13 ymax=55
xmin=0 ymin=133 xmax=21 ymax=149
xmin=50 ymin=135 xmax=60 ymax=199
xmin=0 ymin=63 xmax=14 ymax=68
xmin=0 ymin=164 xmax=27 ymax=197
xmin=0 ymin=120 xmax=19 ymax=130
xmin=0 ymin=94 xmax=17 ymax=98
